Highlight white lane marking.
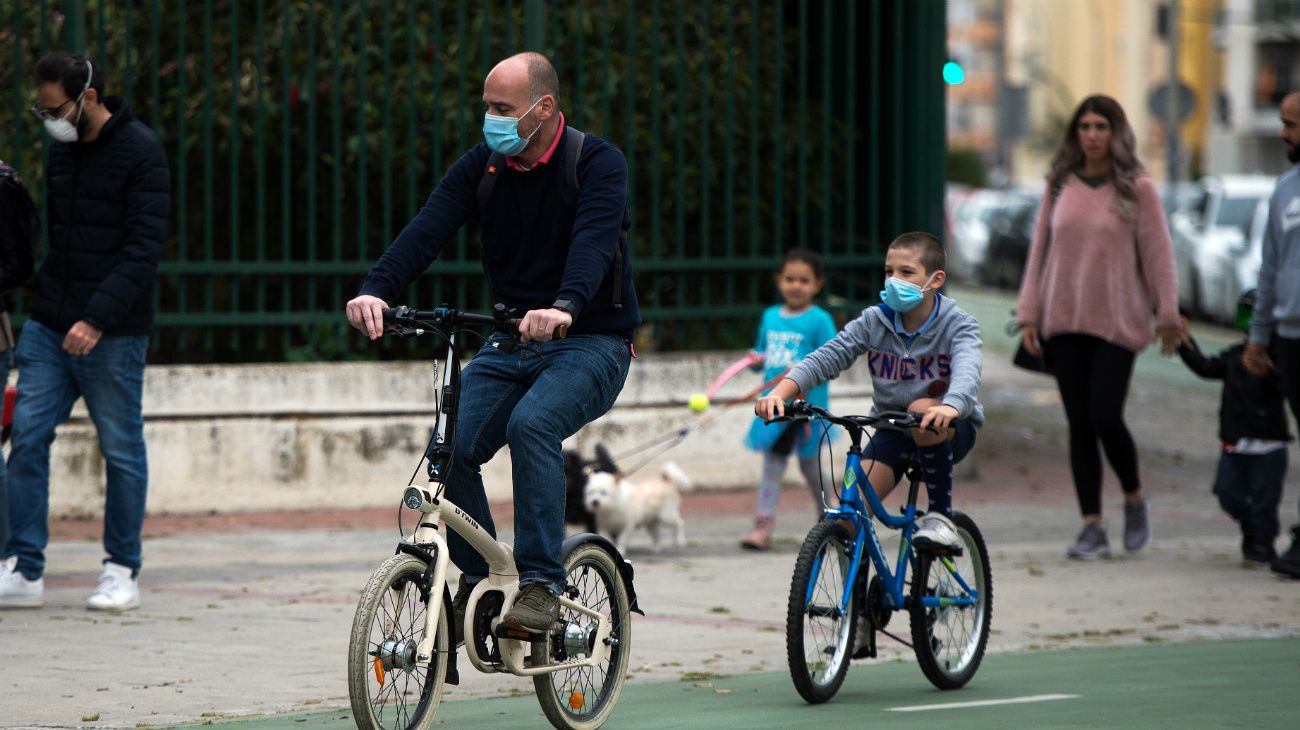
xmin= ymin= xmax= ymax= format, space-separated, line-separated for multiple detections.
xmin=887 ymin=693 xmax=1080 ymax=712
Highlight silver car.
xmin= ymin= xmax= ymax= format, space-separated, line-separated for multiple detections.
xmin=1169 ymin=175 xmax=1275 ymax=320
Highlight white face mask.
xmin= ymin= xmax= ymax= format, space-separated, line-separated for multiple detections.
xmin=40 ymin=61 xmax=92 ymax=143
xmin=43 ymin=113 xmax=81 ymax=143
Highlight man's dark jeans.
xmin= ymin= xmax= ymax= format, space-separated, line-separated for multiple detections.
xmin=444 ymin=333 xmax=631 ymax=592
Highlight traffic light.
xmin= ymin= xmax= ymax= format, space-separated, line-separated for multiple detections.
xmin=943 ymin=59 xmax=965 ymax=85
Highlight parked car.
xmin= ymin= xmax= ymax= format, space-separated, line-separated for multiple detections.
xmin=1195 ymin=197 xmax=1269 ymax=325
xmin=947 ymin=187 xmax=1008 ymax=284
xmin=978 ymin=190 xmax=1040 ymax=290
xmin=1169 ymin=175 xmax=1275 ymax=318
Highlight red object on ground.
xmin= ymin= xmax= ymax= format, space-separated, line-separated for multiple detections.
xmin=2 ymin=384 xmax=14 ymax=443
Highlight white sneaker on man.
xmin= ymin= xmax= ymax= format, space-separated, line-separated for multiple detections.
xmin=86 ymin=562 xmax=140 ymax=612
xmin=913 ymin=513 xmax=961 ymax=551
xmin=0 ymin=561 xmax=45 ymax=608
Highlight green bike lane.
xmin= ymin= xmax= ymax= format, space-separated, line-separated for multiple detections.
xmin=185 ymin=637 xmax=1296 ymax=729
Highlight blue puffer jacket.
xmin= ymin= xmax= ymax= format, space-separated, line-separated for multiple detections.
xmin=32 ymin=97 xmax=170 ymax=336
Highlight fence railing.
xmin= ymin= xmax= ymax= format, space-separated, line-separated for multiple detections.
xmin=1 ymin=1 xmax=946 ymax=361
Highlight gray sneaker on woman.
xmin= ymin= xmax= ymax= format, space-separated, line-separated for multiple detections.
xmin=1066 ymin=523 xmax=1111 ymax=560
xmin=1123 ymin=499 xmax=1151 ymax=552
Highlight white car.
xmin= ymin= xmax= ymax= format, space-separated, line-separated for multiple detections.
xmin=1195 ymin=197 xmax=1269 ymax=326
xmin=947 ymin=188 xmax=1008 ymax=283
xmin=1170 ymin=175 xmax=1275 ymax=319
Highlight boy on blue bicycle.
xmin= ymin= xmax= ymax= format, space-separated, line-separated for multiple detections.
xmin=756 ymin=232 xmax=985 ymax=550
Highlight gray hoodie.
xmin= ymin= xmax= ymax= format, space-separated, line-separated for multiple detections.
xmin=1251 ymin=165 xmax=1300 ymax=343
xmin=787 ymin=293 xmax=985 ymax=428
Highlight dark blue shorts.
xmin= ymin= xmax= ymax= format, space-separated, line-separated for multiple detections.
xmin=861 ymin=418 xmax=977 ymax=480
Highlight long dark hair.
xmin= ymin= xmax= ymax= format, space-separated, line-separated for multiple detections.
xmin=1047 ymin=95 xmax=1144 ymax=221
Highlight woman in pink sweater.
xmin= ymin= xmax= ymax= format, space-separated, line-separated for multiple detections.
xmin=1016 ymin=95 xmax=1181 ymax=560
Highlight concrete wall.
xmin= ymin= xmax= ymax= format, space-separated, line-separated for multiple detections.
xmin=33 ymin=353 xmax=874 ymax=519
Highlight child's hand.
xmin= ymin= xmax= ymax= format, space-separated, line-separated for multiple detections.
xmin=919 ymin=404 xmax=959 ymax=433
xmin=755 ymin=378 xmax=801 ymax=421
xmin=1243 ymin=343 xmax=1274 ymax=377
xmin=755 ymin=394 xmax=785 ymax=421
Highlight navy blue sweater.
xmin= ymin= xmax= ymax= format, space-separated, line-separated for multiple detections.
xmin=33 ymin=98 xmax=170 ymax=335
xmin=359 ymin=129 xmax=640 ymax=338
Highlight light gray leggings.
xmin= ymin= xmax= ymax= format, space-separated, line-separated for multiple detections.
xmin=756 ymin=452 xmax=832 ymax=516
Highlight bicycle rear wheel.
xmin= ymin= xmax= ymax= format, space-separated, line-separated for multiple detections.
xmin=348 ymin=554 xmax=449 ymax=730
xmin=908 ymin=511 xmax=992 ymax=690
xmin=533 ymin=542 xmax=632 ymax=730
xmin=786 ymin=520 xmax=858 ymax=704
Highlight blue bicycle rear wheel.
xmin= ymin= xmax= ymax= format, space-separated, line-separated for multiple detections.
xmin=908 ymin=511 xmax=992 ymax=689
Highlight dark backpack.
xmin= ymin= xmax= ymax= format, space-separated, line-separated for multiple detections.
xmin=0 ymin=161 xmax=38 ymax=282
xmin=475 ymin=127 xmax=626 ymax=309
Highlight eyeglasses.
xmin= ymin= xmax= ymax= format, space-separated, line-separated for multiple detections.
xmin=28 ymin=98 xmax=74 ymax=122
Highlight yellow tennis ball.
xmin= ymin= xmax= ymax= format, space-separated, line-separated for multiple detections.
xmin=688 ymin=393 xmax=710 ymax=413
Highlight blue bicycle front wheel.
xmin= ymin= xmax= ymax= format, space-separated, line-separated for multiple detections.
xmin=786 ymin=520 xmax=858 ymax=704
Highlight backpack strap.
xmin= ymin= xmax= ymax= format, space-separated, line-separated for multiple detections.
xmin=475 ymin=151 xmax=506 ymax=222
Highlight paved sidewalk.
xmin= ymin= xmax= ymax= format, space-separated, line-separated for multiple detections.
xmin=2 ymin=285 xmax=1298 ymax=729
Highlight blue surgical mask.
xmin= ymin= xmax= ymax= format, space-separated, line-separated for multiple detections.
xmin=482 ymin=97 xmax=543 ymax=156
xmin=879 ymin=275 xmax=935 ymax=312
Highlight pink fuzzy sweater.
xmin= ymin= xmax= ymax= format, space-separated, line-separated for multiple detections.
xmin=1015 ymin=173 xmax=1179 ymax=353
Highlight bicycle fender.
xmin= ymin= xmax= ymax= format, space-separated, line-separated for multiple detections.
xmin=560 ymin=533 xmax=645 ymax=616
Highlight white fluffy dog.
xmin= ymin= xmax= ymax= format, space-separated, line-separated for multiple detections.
xmin=582 ymin=462 xmax=692 ymax=552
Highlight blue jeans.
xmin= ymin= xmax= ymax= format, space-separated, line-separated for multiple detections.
xmin=445 ymin=334 xmax=631 ymax=592
xmin=0 ymin=346 xmax=13 ymax=555
xmin=1214 ymin=449 xmax=1287 ymax=542
xmin=5 ymin=320 xmax=149 ymax=580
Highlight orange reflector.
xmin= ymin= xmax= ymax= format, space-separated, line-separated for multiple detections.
xmin=568 ymin=692 xmax=585 ymax=710
xmin=373 ymin=658 xmax=385 ymax=685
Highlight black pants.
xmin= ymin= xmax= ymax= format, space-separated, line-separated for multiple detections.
xmin=1046 ymin=334 xmax=1140 ymax=517
xmin=1270 ymin=335 xmax=1300 ymax=527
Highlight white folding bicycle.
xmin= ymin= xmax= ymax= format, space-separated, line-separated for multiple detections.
xmin=347 ymin=305 xmax=639 ymax=730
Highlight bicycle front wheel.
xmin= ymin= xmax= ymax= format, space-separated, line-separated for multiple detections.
xmin=533 ymin=542 xmax=633 ymax=730
xmin=348 ymin=554 xmax=449 ymax=730
xmin=786 ymin=520 xmax=858 ymax=704
xmin=908 ymin=511 xmax=992 ymax=690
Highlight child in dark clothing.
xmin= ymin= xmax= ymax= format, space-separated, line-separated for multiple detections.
xmin=1177 ymin=291 xmax=1291 ymax=564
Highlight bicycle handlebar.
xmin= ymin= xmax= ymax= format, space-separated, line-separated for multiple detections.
xmin=382 ymin=304 xmax=569 ymax=344
xmin=773 ymin=400 xmax=928 ymax=434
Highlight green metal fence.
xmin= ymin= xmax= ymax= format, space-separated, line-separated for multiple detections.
xmin=1 ymin=1 xmax=947 ymax=362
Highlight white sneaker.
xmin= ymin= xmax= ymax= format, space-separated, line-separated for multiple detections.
xmin=913 ymin=513 xmax=961 ymax=551
xmin=86 ymin=562 xmax=140 ymax=612
xmin=0 ymin=563 xmax=45 ymax=608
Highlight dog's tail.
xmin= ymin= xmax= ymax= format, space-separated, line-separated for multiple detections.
xmin=660 ymin=461 xmax=695 ymax=492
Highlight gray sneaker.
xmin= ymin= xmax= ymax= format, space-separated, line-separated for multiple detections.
xmin=501 ymin=584 xmax=560 ymax=633
xmin=1066 ymin=523 xmax=1111 ymax=560
xmin=1123 ymin=499 xmax=1151 ymax=552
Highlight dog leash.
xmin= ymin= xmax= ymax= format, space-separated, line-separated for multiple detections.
xmin=612 ymin=369 xmax=790 ymax=477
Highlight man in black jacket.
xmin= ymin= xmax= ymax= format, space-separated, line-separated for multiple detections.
xmin=0 ymin=53 xmax=169 ymax=612
xmin=0 ymin=159 xmax=38 ymax=571
xmin=346 ymin=52 xmax=639 ymax=633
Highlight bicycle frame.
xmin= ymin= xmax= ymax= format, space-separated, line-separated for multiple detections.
xmin=812 ymin=444 xmax=978 ymax=621
xmin=401 ymin=485 xmax=613 ymax=677
xmin=394 ymin=316 xmax=613 ymax=678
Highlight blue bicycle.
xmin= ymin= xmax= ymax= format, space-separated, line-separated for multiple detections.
xmin=778 ymin=401 xmax=992 ymax=703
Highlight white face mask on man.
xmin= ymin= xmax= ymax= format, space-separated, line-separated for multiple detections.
xmin=36 ymin=60 xmax=93 ymax=143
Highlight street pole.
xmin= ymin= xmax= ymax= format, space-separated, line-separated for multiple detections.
xmin=1165 ymin=0 xmax=1179 ymax=186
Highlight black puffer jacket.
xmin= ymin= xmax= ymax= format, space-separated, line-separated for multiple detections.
xmin=1178 ymin=337 xmax=1292 ymax=443
xmin=32 ymin=97 xmax=169 ymax=335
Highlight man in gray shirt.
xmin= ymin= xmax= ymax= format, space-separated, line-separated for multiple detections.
xmin=1244 ymin=89 xmax=1300 ymax=579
